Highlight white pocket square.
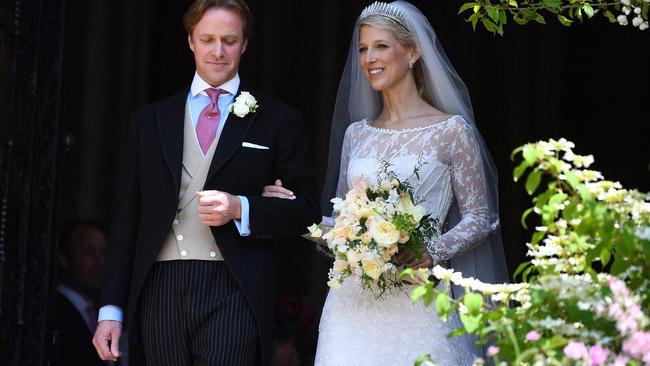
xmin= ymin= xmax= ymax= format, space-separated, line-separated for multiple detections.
xmin=242 ymin=142 xmax=269 ymax=150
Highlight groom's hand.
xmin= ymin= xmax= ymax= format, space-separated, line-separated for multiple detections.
xmin=196 ymin=190 xmax=242 ymax=226
xmin=93 ymin=320 xmax=122 ymax=361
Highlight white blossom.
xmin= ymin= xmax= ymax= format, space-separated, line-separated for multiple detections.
xmin=640 ymin=21 xmax=649 ymax=30
xmin=632 ymin=15 xmax=644 ymax=27
xmin=618 ymin=14 xmax=629 ymax=25
xmin=636 ymin=226 xmax=650 ymax=240
xmin=432 ymin=265 xmax=454 ymax=281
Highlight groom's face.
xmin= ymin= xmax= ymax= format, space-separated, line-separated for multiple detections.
xmin=188 ymin=7 xmax=247 ymax=87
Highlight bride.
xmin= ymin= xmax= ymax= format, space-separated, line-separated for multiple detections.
xmin=263 ymin=1 xmax=508 ymax=365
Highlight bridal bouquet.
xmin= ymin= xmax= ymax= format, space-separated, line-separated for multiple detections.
xmin=308 ymin=161 xmax=438 ymax=296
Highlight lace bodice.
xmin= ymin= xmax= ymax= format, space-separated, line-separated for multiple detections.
xmin=336 ymin=115 xmax=491 ymax=265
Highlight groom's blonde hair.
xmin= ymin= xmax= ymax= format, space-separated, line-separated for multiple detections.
xmin=183 ymin=0 xmax=254 ymax=39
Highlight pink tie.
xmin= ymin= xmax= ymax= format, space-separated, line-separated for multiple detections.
xmin=196 ymin=88 xmax=225 ymax=154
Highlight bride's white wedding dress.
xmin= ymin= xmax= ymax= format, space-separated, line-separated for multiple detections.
xmin=315 ymin=115 xmax=491 ymax=366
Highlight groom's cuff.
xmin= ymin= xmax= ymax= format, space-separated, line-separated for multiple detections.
xmin=98 ymin=305 xmax=123 ymax=323
xmin=234 ymin=196 xmax=251 ymax=236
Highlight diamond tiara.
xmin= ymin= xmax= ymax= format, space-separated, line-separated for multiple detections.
xmin=359 ymin=2 xmax=410 ymax=30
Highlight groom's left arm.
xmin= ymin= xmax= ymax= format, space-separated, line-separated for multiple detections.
xmin=246 ymin=107 xmax=321 ymax=238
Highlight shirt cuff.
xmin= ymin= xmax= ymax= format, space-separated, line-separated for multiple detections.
xmin=98 ymin=305 xmax=123 ymax=323
xmin=234 ymin=196 xmax=251 ymax=236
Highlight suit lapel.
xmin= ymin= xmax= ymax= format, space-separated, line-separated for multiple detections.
xmin=205 ymin=85 xmax=263 ymax=184
xmin=157 ymin=87 xmax=188 ymax=195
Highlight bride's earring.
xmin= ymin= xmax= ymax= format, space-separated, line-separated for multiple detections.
xmin=408 ymin=59 xmax=414 ymax=69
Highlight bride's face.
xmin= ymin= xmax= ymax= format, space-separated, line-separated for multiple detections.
xmin=358 ymin=25 xmax=414 ymax=92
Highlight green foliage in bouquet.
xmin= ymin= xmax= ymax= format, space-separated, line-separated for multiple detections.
xmin=457 ymin=0 xmax=649 ymax=36
xmin=406 ymin=138 xmax=650 ymax=365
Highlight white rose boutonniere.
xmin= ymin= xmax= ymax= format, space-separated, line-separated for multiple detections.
xmin=229 ymin=91 xmax=258 ymax=118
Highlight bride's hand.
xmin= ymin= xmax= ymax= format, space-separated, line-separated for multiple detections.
xmin=396 ymin=249 xmax=433 ymax=269
xmin=261 ymin=179 xmax=296 ymax=200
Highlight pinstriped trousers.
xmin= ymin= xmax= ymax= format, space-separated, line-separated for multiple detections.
xmin=139 ymin=260 xmax=257 ymax=366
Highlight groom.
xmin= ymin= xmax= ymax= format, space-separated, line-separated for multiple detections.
xmin=92 ymin=0 xmax=321 ymax=365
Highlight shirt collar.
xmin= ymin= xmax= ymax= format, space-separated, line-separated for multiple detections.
xmin=190 ymin=72 xmax=240 ymax=98
xmin=57 ymin=284 xmax=92 ymax=310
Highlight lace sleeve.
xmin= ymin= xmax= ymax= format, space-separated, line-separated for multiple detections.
xmin=426 ymin=119 xmax=491 ymax=265
xmin=334 ymin=125 xmax=354 ymax=199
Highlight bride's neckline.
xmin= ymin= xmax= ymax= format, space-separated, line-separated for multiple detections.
xmin=362 ymin=115 xmax=459 ymax=133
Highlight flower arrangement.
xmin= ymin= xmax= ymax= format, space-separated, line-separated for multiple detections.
xmin=309 ymin=160 xmax=438 ymax=297
xmin=407 ymin=138 xmax=650 ymax=365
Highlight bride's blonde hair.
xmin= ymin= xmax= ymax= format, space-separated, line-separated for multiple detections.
xmin=359 ymin=14 xmax=433 ymax=106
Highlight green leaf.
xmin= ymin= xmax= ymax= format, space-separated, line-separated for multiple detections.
xmin=548 ymin=192 xmax=567 ymax=207
xmin=448 ymin=327 xmax=468 ymax=338
xmin=509 ymin=0 xmax=518 ymax=7
xmin=525 ymin=169 xmax=542 ymax=195
xmin=399 ymin=268 xmax=416 ymax=280
xmin=558 ymin=14 xmax=573 ymax=26
xmin=513 ymin=261 xmax=531 ymax=281
xmin=414 ymin=355 xmax=435 ymax=366
xmin=565 ymin=170 xmax=579 ymax=189
xmin=500 ymin=10 xmax=507 ymax=25
xmin=411 ymin=285 xmax=428 ymax=303
xmin=535 ymin=188 xmax=554 ymax=209
xmin=600 ymin=248 xmax=612 ymax=266
xmin=435 ymin=292 xmax=452 ymax=318
xmin=514 ymin=12 xmax=529 ymax=25
xmin=460 ymin=313 xmax=482 ymax=333
xmin=544 ymin=335 xmax=568 ymax=350
xmin=522 ymin=264 xmax=535 ymax=282
xmin=531 ymin=231 xmax=545 ymax=245
xmin=562 ymin=201 xmax=578 ymax=220
xmin=458 ymin=2 xmax=478 ymax=15
xmin=583 ymin=4 xmax=595 ymax=18
xmin=543 ymin=0 xmax=562 ymax=9
xmin=522 ymin=145 xmax=539 ymax=165
xmin=521 ymin=207 xmax=534 ymax=229
xmin=487 ymin=6 xmax=500 ymax=22
xmin=482 ymin=17 xmax=497 ymax=33
xmin=464 ymin=293 xmax=484 ymax=315
xmin=532 ymin=13 xmax=546 ymax=24
xmin=422 ymin=283 xmax=435 ymax=306
xmin=577 ymin=184 xmax=593 ymax=201
xmin=510 ymin=145 xmax=524 ymax=161
xmin=468 ymin=12 xmax=481 ymax=31
xmin=514 ymin=160 xmax=530 ymax=182
xmin=643 ymin=3 xmax=649 ymax=19
xmin=604 ymin=10 xmax=617 ymax=23
xmin=530 ymin=288 xmax=547 ymax=305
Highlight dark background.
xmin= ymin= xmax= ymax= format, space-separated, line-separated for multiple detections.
xmin=2 ymin=0 xmax=648 ymax=364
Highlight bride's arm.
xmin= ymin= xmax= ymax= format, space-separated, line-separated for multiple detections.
xmin=426 ymin=120 xmax=492 ymax=265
